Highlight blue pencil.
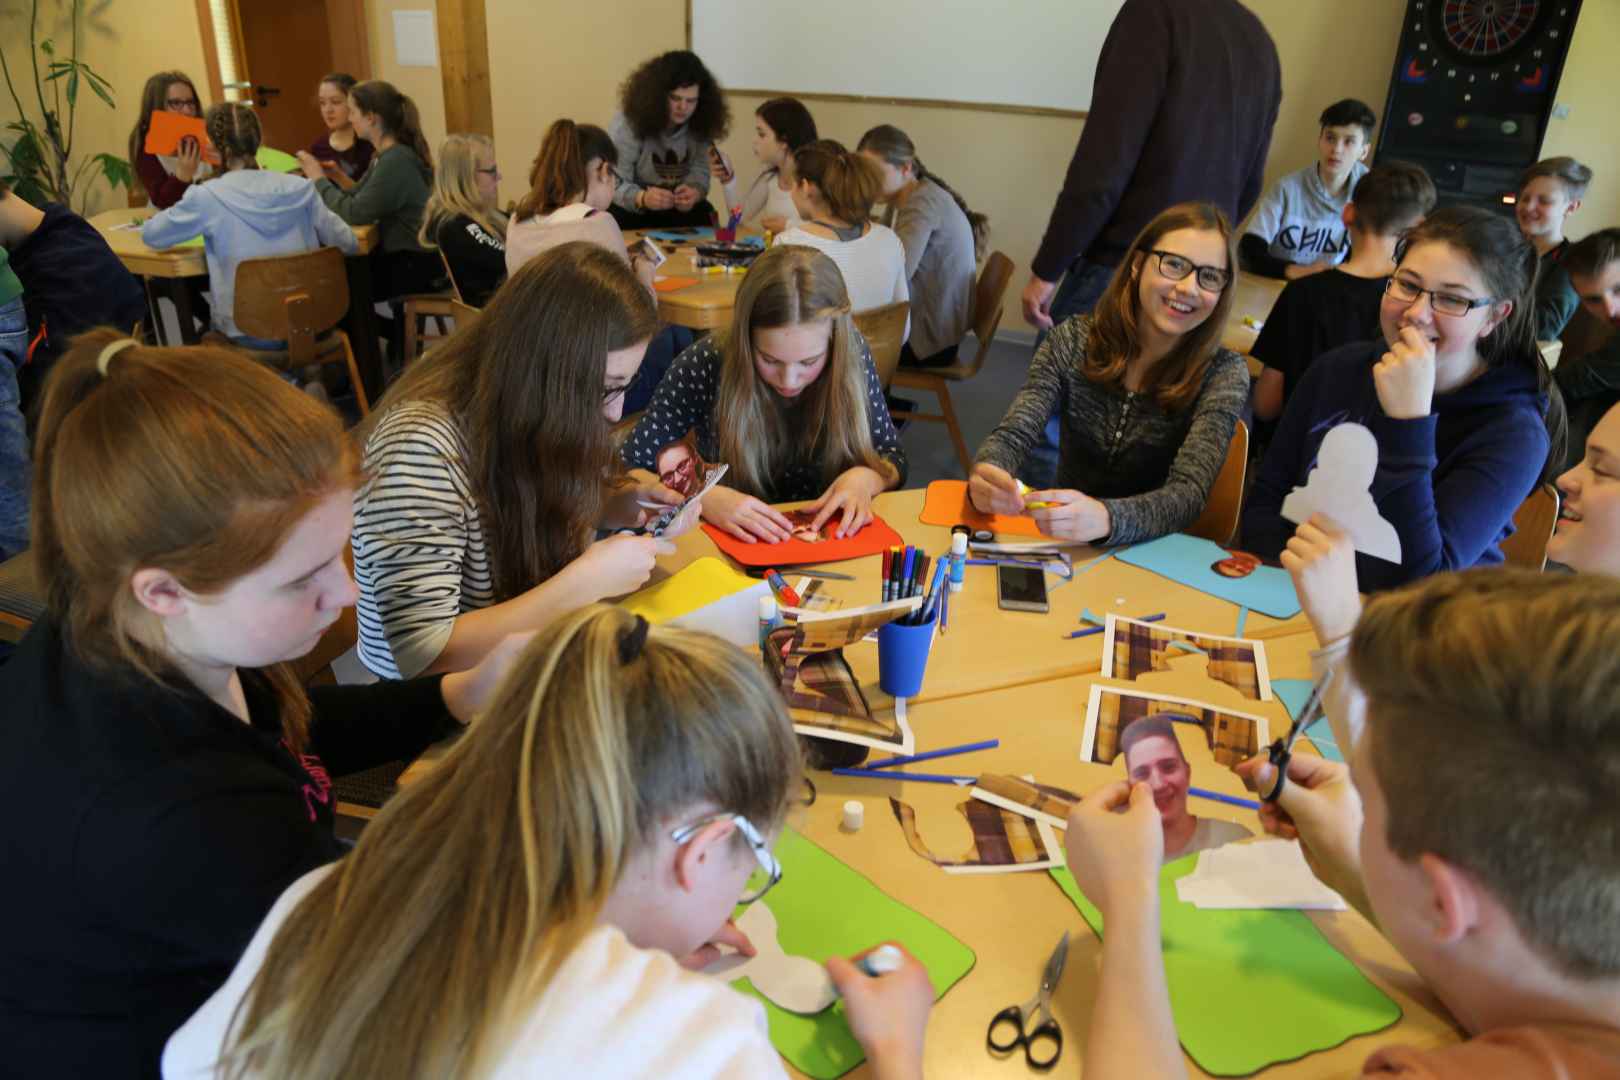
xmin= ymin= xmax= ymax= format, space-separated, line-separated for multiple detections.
xmin=867 ymin=739 xmax=999 ymax=770
xmin=831 ymin=768 xmax=976 ymax=785
xmin=1189 ymin=786 xmax=1261 ymax=810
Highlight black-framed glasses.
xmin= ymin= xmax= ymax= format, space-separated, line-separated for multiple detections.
xmin=1384 ymin=275 xmax=1495 ymax=318
xmin=603 ymin=368 xmax=641 ymax=405
xmin=1148 ymin=250 xmax=1231 ymax=292
xmin=476 ymin=166 xmax=500 ymax=177
xmin=670 ymin=812 xmax=783 ymax=904
xmin=166 ymin=98 xmax=199 ymax=111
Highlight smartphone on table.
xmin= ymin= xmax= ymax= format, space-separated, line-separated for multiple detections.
xmin=996 ymin=563 xmax=1050 ymax=614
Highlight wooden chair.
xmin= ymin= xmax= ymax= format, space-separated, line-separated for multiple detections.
xmin=234 ymin=247 xmax=371 ymax=415
xmin=1185 ymin=421 xmax=1250 ymax=547
xmin=852 ymin=300 xmax=911 ymax=390
xmin=450 ymin=299 xmax=481 ymax=328
xmin=438 ymin=248 xmax=466 ymax=304
xmin=890 ymin=251 xmax=1016 ymax=473
xmin=401 ymin=293 xmax=456 ymax=362
xmin=1500 ymin=483 xmax=1561 ymax=570
xmin=0 ymin=548 xmax=43 ymax=645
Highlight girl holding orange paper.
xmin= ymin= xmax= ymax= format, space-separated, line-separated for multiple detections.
xmin=129 ymin=70 xmax=213 ymax=209
xmin=621 ymin=244 xmax=907 ymax=543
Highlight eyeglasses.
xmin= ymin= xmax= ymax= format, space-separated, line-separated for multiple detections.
xmin=670 ymin=812 xmax=783 ymax=903
xmin=1384 ymin=275 xmax=1495 ymax=317
xmin=602 ymin=372 xmax=639 ymax=404
xmin=1147 ymin=250 xmax=1231 ymax=292
xmin=477 ymin=166 xmax=500 ymax=178
xmin=166 ymin=97 xmax=199 ymax=111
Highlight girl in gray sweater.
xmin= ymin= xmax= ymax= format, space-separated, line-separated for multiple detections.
xmin=972 ymin=202 xmax=1248 ymax=545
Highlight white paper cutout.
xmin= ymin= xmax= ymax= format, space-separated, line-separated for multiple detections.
xmin=1280 ymin=423 xmax=1402 ymax=564
xmin=703 ymin=901 xmax=838 ymax=1014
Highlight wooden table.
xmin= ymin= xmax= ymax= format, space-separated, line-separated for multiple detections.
xmin=1222 ymin=271 xmax=1286 ymax=367
xmin=376 ymin=487 xmax=1461 ymax=1076
xmin=90 ymin=208 xmax=388 ymax=401
xmin=627 ymin=228 xmax=748 ymax=331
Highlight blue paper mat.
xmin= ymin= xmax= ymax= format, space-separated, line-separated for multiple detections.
xmin=1275 ymin=677 xmax=1343 ymax=762
xmin=1116 ymin=534 xmax=1301 ymax=619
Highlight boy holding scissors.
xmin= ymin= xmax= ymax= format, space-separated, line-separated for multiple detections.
xmin=1065 ymin=569 xmax=1620 ymax=1075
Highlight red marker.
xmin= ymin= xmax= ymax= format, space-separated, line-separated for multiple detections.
xmin=880 ymin=548 xmax=894 ymax=603
xmin=764 ymin=568 xmax=802 ymax=608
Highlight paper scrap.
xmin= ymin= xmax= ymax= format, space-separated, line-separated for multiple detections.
xmin=704 ymin=901 xmax=837 ymax=1014
xmin=1175 ymin=839 xmax=1347 ymax=910
xmin=1281 ymin=423 xmax=1401 ymax=563
xmin=392 ymin=10 xmax=439 ymax=67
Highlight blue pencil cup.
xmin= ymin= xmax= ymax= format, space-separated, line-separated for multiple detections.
xmin=878 ymin=610 xmax=938 ymax=698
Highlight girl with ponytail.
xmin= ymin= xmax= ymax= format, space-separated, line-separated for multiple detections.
xmin=858 ymin=125 xmax=989 ymax=367
xmin=1244 ymin=204 xmax=1568 ymax=590
xmin=776 ymin=140 xmax=908 ymax=318
xmin=165 ymin=604 xmax=936 ymax=1079
xmin=297 ymin=80 xmax=441 ymax=300
xmin=144 ymin=103 xmax=357 ymax=346
xmin=0 ymin=332 xmax=524 ymax=1076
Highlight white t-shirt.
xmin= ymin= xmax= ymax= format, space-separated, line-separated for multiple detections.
xmin=163 ymin=865 xmax=789 ymax=1080
xmin=1167 ymin=816 xmax=1253 ymax=861
xmin=774 ymin=224 xmax=910 ymax=319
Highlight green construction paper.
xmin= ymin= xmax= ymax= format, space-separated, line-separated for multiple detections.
xmin=730 ymin=828 xmax=976 ymax=1078
xmin=176 ymin=235 xmax=205 ymax=248
xmin=257 ymin=145 xmax=300 ymax=172
xmin=1051 ymin=861 xmax=1400 ymax=1077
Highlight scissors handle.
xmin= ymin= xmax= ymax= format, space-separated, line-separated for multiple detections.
xmin=1023 ymin=1018 xmax=1063 ymax=1070
xmin=986 ymin=1004 xmax=1027 ymax=1053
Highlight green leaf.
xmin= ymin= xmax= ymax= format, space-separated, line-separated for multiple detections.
xmin=40 ymin=39 xmax=55 ymax=57
xmin=85 ymin=75 xmax=114 ymax=109
xmin=93 ymin=152 xmax=132 ymax=190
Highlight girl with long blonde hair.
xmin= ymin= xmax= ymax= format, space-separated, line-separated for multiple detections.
xmin=165 ymin=605 xmax=936 ymax=1079
xmin=0 ymin=331 xmax=522 ymax=1077
xmin=622 ymin=244 xmax=906 ymax=541
xmin=420 ymin=132 xmax=509 ymax=306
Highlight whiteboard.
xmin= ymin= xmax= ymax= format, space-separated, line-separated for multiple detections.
xmin=690 ymin=0 xmax=1129 ymax=114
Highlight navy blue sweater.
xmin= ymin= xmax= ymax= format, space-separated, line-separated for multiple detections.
xmin=1242 ymin=341 xmax=1550 ymax=592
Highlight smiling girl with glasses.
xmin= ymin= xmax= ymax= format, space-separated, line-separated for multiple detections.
xmin=1244 ymin=205 xmax=1567 ymax=592
xmin=166 ymin=605 xmax=936 ymax=1079
xmin=971 ymin=201 xmax=1249 ymax=545
xmin=129 ymin=71 xmax=214 ymax=209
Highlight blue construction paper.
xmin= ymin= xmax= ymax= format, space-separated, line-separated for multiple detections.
xmin=647 ymin=227 xmax=716 ymax=242
xmin=1116 ymin=534 xmax=1301 ymax=619
xmin=1275 ymin=677 xmax=1344 ymax=762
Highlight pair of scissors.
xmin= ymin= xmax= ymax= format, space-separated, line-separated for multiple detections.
xmin=1263 ymin=678 xmax=1327 ymax=800
xmin=986 ymin=931 xmax=1068 ymax=1070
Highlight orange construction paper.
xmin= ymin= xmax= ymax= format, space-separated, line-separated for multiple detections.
xmin=143 ymin=110 xmax=220 ymax=164
xmin=702 ymin=511 xmax=904 ymax=568
xmin=653 ymin=276 xmax=699 ymax=292
xmin=918 ymin=479 xmax=1047 ymax=538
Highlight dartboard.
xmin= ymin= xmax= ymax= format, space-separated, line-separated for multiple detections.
xmin=1433 ymin=0 xmax=1542 ymax=58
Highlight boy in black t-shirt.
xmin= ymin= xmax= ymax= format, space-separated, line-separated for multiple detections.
xmin=1251 ymin=161 xmax=1436 ymax=422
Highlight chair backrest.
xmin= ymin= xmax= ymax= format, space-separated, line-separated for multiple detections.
xmin=450 ymin=299 xmax=481 ymax=328
xmin=234 ymin=248 xmax=352 ymax=363
xmin=1500 ymin=483 xmax=1560 ymax=570
xmin=439 ymin=248 xmax=466 ymax=304
xmin=852 ymin=300 xmax=911 ymax=390
xmin=1185 ymin=420 xmax=1249 ymax=547
xmin=968 ymin=251 xmax=1016 ymax=372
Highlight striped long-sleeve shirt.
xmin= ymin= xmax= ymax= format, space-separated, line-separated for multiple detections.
xmin=975 ymin=315 xmax=1249 ymax=545
xmin=352 ymin=401 xmax=494 ymax=679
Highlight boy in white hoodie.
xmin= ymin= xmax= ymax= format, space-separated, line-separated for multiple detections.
xmin=143 ymin=103 xmax=356 ymax=347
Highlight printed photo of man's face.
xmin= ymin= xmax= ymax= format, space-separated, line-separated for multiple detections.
xmin=656 ymin=441 xmax=701 ymax=499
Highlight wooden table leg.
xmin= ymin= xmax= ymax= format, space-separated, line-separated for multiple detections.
xmin=343 ymin=253 xmax=385 ymax=403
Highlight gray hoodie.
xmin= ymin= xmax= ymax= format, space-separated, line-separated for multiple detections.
xmin=142 ymin=170 xmax=357 ymax=339
xmin=608 ymin=112 xmax=712 ymax=213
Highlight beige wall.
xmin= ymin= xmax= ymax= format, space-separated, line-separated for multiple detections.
xmin=367 ymin=0 xmax=448 ymax=158
xmin=1539 ymin=0 xmax=1618 ymax=243
xmin=0 ymin=0 xmax=210 ymax=215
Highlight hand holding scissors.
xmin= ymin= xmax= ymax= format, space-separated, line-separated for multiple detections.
xmin=1260 ymin=678 xmax=1326 ymax=801
xmin=986 ymin=932 xmax=1068 ymax=1070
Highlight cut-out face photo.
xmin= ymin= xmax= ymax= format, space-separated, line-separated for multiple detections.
xmin=783 ymin=508 xmax=833 ymax=544
xmin=1211 ymin=549 xmax=1260 ymax=579
xmin=1120 ymin=716 xmax=1253 ymax=861
xmin=656 ymin=434 xmax=705 ymax=499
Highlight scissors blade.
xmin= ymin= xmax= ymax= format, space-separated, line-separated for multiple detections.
xmin=1040 ymin=931 xmax=1070 ymax=995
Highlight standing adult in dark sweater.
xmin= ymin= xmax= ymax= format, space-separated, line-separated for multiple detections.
xmin=1016 ymin=0 xmax=1280 ymax=485
xmin=0 ymin=332 xmax=525 ymax=1078
xmin=1244 ymin=208 xmax=1561 ymax=592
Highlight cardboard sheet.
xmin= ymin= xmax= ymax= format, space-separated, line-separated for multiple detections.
xmin=703 ymin=512 xmax=903 ymax=568
xmin=918 ymin=479 xmax=1045 ymax=538
xmin=1115 ymin=534 xmax=1302 ymax=619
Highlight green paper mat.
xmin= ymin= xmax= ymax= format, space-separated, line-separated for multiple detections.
xmin=731 ymin=828 xmax=975 ymax=1078
xmin=257 ymin=146 xmax=300 ymax=172
xmin=1052 ymin=860 xmax=1400 ymax=1076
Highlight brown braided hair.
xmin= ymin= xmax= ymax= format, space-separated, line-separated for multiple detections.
xmin=204 ymin=102 xmax=262 ymax=172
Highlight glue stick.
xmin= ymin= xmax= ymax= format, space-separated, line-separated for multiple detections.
xmin=949 ymin=530 xmax=968 ymax=593
xmin=758 ymin=594 xmax=780 ymax=649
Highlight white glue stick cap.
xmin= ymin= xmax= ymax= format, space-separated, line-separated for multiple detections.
xmin=857 ymin=944 xmax=904 ymax=977
xmin=760 ymin=595 xmax=778 ymax=619
xmin=951 ymin=532 xmax=968 ymax=555
xmin=841 ymin=800 xmax=864 ymax=831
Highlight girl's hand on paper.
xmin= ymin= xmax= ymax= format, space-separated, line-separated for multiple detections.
xmin=808 ymin=466 xmax=883 ymax=537
xmin=678 ymin=917 xmax=755 ymax=971
xmin=703 ymin=486 xmax=793 ymax=543
xmin=1281 ymin=514 xmax=1362 ymax=645
xmin=1028 ymin=489 xmax=1111 ymax=543
xmin=602 ymin=481 xmax=679 ymax=531
xmin=572 ymin=534 xmax=674 ymax=599
xmin=1064 ymin=781 xmax=1162 ymax=918
xmin=174 ymin=138 xmax=202 ymax=182
xmin=295 ymin=150 xmax=327 ymax=182
xmin=828 ymin=943 xmax=933 ymax=1079
xmin=968 ymin=462 xmax=1024 ymax=516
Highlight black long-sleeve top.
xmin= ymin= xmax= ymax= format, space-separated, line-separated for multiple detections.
xmin=0 ymin=617 xmax=457 ymax=1078
xmin=1031 ymin=0 xmax=1282 ymax=281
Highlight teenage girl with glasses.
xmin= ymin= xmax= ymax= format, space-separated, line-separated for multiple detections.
xmin=1243 ymin=205 xmax=1566 ymax=591
xmin=164 ymin=604 xmax=936 ymax=1079
xmin=971 ymin=201 xmax=1250 ymax=545
xmin=420 ymin=133 xmax=509 ymax=307
xmin=128 ymin=71 xmax=213 ymax=209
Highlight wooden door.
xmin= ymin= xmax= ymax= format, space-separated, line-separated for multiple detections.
xmin=235 ymin=0 xmax=338 ymax=155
